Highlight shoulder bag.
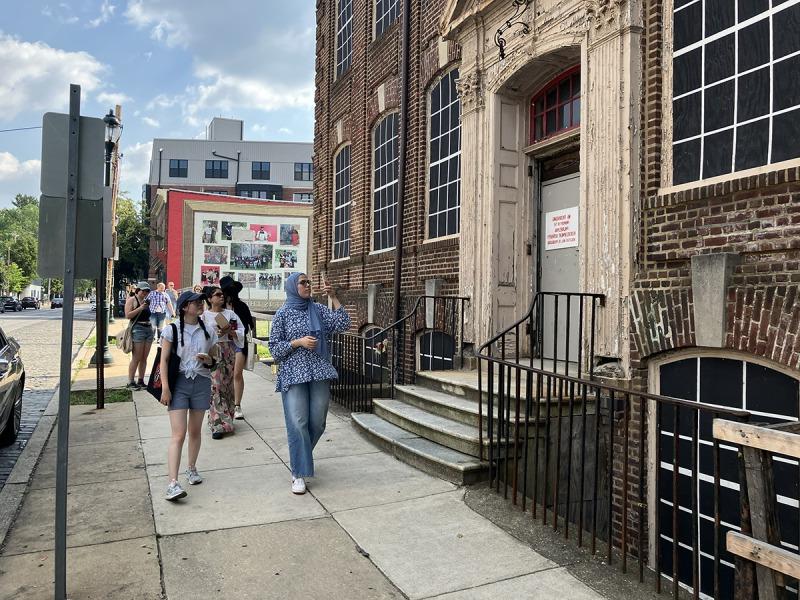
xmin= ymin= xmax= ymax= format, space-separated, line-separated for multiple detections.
xmin=146 ymin=323 xmax=180 ymax=402
xmin=116 ymin=298 xmax=143 ymax=354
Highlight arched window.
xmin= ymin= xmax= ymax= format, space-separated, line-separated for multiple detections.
xmin=529 ymin=67 xmax=581 ymax=144
xmin=655 ymin=355 xmax=799 ymax=597
xmin=372 ymin=113 xmax=399 ymax=251
xmin=333 ymin=145 xmax=351 ymax=259
xmin=428 ymin=69 xmax=461 ymax=239
xmin=336 ymin=0 xmax=353 ymax=78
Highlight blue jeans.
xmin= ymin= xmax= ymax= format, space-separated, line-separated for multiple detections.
xmin=281 ymin=380 xmax=330 ymax=478
xmin=150 ymin=313 xmax=166 ymax=336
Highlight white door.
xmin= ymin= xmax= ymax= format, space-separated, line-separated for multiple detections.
xmin=539 ymin=173 xmax=580 ymax=363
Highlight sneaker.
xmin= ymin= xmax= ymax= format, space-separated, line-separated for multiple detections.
xmin=234 ymin=406 xmax=244 ymax=420
xmin=125 ymin=381 xmax=139 ymax=391
xmin=185 ymin=467 xmax=203 ymax=485
xmin=165 ymin=480 xmax=187 ymax=501
xmin=136 ymin=379 xmax=146 ymax=389
xmin=211 ymin=431 xmax=224 ymax=440
xmin=291 ymin=477 xmax=306 ymax=495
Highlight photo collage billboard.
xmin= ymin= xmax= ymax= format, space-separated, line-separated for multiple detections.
xmin=193 ymin=211 xmax=309 ymax=300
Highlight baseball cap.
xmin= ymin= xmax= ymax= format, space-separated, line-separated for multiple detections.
xmin=176 ymin=290 xmax=206 ymax=312
xmin=136 ymin=281 xmax=151 ymax=291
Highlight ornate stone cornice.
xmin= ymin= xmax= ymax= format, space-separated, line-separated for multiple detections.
xmin=455 ymin=70 xmax=484 ymax=115
xmin=586 ymin=0 xmax=628 ymax=32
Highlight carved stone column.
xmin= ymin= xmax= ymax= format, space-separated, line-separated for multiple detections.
xmin=581 ymin=0 xmax=642 ymax=372
xmin=455 ymin=67 xmax=490 ymax=347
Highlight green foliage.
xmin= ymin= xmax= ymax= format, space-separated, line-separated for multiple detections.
xmin=114 ymin=194 xmax=150 ymax=287
xmin=0 ymin=263 xmax=27 ymax=293
xmin=1 ymin=194 xmax=40 ymax=283
xmin=70 ymin=389 xmax=131 ymax=405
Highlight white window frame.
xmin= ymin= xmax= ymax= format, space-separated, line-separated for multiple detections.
xmin=427 ymin=68 xmax=461 ymax=240
xmin=374 ymin=0 xmax=399 ymax=38
xmin=336 ymin=0 xmax=353 ymax=78
xmin=371 ymin=113 xmax=400 ymax=253
xmin=333 ymin=144 xmax=352 ymax=260
xmin=663 ymin=0 xmax=800 ymax=190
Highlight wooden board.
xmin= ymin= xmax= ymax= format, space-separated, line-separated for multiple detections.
xmin=727 ymin=531 xmax=800 ymax=580
xmin=713 ymin=420 xmax=800 ymax=459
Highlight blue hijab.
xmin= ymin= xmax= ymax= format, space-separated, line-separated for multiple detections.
xmin=284 ymin=272 xmax=328 ymax=358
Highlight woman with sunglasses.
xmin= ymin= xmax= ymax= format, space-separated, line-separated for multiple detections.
xmin=201 ymin=285 xmax=245 ymax=439
xmin=268 ymin=272 xmax=350 ymax=494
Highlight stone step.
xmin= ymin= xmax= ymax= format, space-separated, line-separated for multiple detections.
xmin=373 ymin=398 xmax=490 ymax=458
xmin=351 ymin=413 xmax=489 ymax=485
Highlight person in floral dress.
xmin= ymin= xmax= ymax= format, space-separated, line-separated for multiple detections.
xmin=268 ymin=272 xmax=350 ymax=494
xmin=202 ymin=285 xmax=244 ymax=439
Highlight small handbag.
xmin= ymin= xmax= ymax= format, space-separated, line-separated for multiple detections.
xmin=117 ymin=298 xmax=142 ymax=354
xmin=244 ymin=333 xmax=257 ymax=371
xmin=146 ymin=324 xmax=181 ymax=402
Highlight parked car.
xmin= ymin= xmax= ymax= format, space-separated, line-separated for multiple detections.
xmin=0 ymin=324 xmax=23 ymax=445
xmin=0 ymin=297 xmax=22 ymax=313
xmin=20 ymin=297 xmax=40 ymax=310
xmin=90 ymin=298 xmax=96 ymax=311
xmin=51 ymin=296 xmax=63 ymax=309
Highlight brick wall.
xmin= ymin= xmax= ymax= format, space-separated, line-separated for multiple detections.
xmin=313 ymin=0 xmax=461 ymax=330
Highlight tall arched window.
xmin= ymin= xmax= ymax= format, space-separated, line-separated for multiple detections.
xmin=372 ymin=113 xmax=399 ymax=251
xmin=336 ymin=0 xmax=352 ymax=78
xmin=333 ymin=145 xmax=351 ymax=260
xmin=529 ymin=67 xmax=581 ymax=144
xmin=428 ymin=69 xmax=461 ymax=239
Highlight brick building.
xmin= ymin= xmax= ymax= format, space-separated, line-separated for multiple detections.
xmin=314 ymin=0 xmax=800 ymax=595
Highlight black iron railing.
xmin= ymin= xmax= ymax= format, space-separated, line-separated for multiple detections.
xmin=330 ymin=295 xmax=470 ymax=412
xmin=476 ymin=292 xmax=604 ymax=456
xmin=475 ymin=292 xmax=775 ymax=599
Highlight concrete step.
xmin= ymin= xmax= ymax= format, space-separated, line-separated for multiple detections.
xmin=395 ymin=384 xmax=489 ymax=427
xmin=373 ymin=398 xmax=490 ymax=458
xmin=351 ymin=413 xmax=489 ymax=485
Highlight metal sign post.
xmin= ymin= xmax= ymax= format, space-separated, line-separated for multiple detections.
xmin=53 ymin=83 xmax=81 ymax=600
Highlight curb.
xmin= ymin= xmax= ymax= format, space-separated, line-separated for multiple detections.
xmin=0 ymin=324 xmax=97 ymax=550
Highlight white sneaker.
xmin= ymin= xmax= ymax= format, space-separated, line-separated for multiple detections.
xmin=234 ymin=406 xmax=244 ymax=420
xmin=291 ymin=477 xmax=306 ymax=495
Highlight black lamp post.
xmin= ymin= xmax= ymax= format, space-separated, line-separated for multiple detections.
xmin=90 ymin=109 xmax=121 ymax=371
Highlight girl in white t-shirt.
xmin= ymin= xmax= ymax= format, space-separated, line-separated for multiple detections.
xmin=202 ymin=286 xmax=244 ymax=439
xmin=160 ymin=290 xmax=219 ymax=502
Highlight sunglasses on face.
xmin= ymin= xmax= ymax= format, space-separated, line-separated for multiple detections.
xmin=298 ymin=280 xmax=312 ymax=286
xmin=211 ymin=292 xmax=224 ymax=298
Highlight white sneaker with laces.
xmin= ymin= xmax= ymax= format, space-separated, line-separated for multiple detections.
xmin=234 ymin=406 xmax=244 ymax=420
xmin=291 ymin=477 xmax=306 ymax=495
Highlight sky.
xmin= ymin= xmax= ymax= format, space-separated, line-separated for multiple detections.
xmin=0 ymin=0 xmax=316 ymax=208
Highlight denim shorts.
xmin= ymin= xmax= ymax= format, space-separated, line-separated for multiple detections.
xmin=131 ymin=323 xmax=154 ymax=343
xmin=169 ymin=374 xmax=211 ymax=411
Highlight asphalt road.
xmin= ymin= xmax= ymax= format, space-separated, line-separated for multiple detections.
xmin=0 ymin=304 xmax=95 ymax=488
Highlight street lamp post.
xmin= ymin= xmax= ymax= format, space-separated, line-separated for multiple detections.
xmin=90 ymin=110 xmax=121 ymax=379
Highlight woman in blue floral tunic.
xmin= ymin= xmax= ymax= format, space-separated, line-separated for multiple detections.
xmin=268 ymin=272 xmax=350 ymax=494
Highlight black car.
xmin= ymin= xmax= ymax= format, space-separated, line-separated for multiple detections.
xmin=0 ymin=297 xmax=22 ymax=313
xmin=0 ymin=325 xmax=23 ymax=445
xmin=51 ymin=296 xmax=63 ymax=309
xmin=20 ymin=297 xmax=40 ymax=310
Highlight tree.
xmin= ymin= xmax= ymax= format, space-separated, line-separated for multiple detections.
xmin=0 ymin=263 xmax=26 ymax=294
xmin=114 ymin=195 xmax=150 ymax=288
xmin=12 ymin=194 xmax=38 ymax=209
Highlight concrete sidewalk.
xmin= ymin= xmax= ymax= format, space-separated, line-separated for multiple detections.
xmin=0 ymin=361 xmax=609 ymax=598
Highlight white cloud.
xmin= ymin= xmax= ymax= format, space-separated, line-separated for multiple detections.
xmin=279 ymin=127 xmax=292 ymax=135
xmin=0 ymin=152 xmax=40 ymax=182
xmin=126 ymin=1 xmax=315 ymax=123
xmin=97 ymin=91 xmax=132 ymax=107
xmin=87 ymin=0 xmax=116 ymax=28
xmin=142 ymin=116 xmax=160 ymax=127
xmin=41 ymin=4 xmax=80 ymax=24
xmin=118 ymin=140 xmax=152 ymax=197
xmin=0 ymin=35 xmax=105 ymax=121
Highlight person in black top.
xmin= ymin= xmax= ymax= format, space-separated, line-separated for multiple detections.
xmin=220 ymin=276 xmax=255 ymax=420
xmin=125 ymin=281 xmax=155 ymax=390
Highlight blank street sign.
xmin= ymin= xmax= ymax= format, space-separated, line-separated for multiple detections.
xmin=38 ymin=195 xmax=102 ymax=278
xmin=40 ymin=112 xmax=104 ymax=200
